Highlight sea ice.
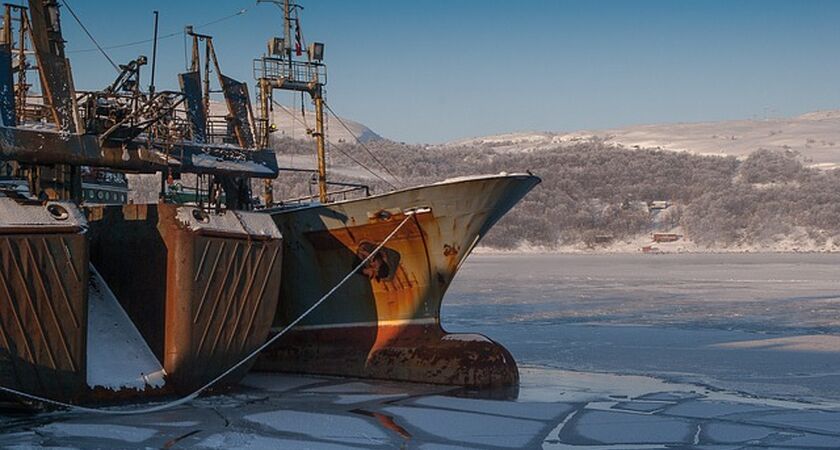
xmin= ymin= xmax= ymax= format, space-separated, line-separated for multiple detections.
xmin=383 ymin=405 xmax=547 ymax=448
xmin=35 ymin=423 xmax=157 ymax=444
xmin=751 ymin=410 xmax=840 ymax=434
xmin=244 ymin=410 xmax=391 ymax=445
xmin=197 ymin=432 xmax=364 ymax=450
xmin=411 ymin=395 xmax=574 ymax=421
xmin=664 ymin=400 xmax=781 ymax=419
xmin=239 ymin=373 xmax=326 ymax=392
xmin=702 ymin=422 xmax=776 ymax=443
xmin=571 ymin=410 xmax=693 ymax=445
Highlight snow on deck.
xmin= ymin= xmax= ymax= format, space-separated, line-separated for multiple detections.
xmin=174 ymin=207 xmax=282 ymax=239
xmin=0 ymin=198 xmax=86 ymax=228
xmin=87 ymin=265 xmax=166 ymax=391
xmin=189 ymin=153 xmax=275 ymax=176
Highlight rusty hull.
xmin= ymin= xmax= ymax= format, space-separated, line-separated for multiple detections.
xmin=0 ymin=198 xmax=89 ymax=402
xmin=256 ymin=173 xmax=540 ymax=388
xmin=87 ymin=203 xmax=283 ymax=393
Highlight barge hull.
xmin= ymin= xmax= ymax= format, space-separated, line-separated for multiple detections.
xmin=0 ymin=199 xmax=89 ymax=401
xmin=87 ymin=203 xmax=283 ymax=393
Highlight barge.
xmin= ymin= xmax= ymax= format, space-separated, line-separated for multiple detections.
xmin=0 ymin=0 xmax=283 ymax=403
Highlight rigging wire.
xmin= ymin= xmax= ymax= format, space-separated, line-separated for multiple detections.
xmin=59 ymin=0 xmax=120 ymax=72
xmin=270 ymin=98 xmax=397 ymax=189
xmin=66 ymin=8 xmax=249 ymax=54
xmin=324 ymin=101 xmax=402 ymax=187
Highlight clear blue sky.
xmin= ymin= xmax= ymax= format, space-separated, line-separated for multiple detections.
xmin=53 ymin=0 xmax=840 ymax=143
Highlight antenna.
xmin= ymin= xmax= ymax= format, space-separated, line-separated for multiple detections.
xmin=150 ymin=10 xmax=159 ymax=94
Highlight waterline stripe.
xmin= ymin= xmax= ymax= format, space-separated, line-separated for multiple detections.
xmin=271 ymin=317 xmax=438 ymax=332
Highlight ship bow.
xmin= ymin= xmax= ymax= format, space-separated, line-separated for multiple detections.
xmin=258 ymin=173 xmax=540 ymax=389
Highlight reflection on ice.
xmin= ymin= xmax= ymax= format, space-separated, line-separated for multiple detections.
xmin=1 ymin=369 xmax=839 ymax=448
xmin=244 ymin=410 xmax=390 ymax=445
xmin=412 ymin=395 xmax=574 ymax=420
xmin=383 ymin=405 xmax=547 ymax=448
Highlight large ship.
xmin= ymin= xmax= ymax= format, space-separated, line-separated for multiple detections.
xmin=0 ymin=0 xmax=538 ymax=407
xmin=246 ymin=1 xmax=539 ymax=388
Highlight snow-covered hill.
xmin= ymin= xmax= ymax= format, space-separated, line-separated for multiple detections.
xmin=444 ymin=110 xmax=840 ymax=169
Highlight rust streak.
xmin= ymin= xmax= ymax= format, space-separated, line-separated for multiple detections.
xmin=22 ymin=238 xmax=77 ymax=372
xmin=40 ymin=237 xmax=80 ymax=329
xmin=59 ymin=236 xmax=81 ymax=283
xmin=221 ymin=243 xmax=267 ymax=355
xmin=193 ymin=240 xmax=226 ymax=324
xmin=207 ymin=241 xmax=254 ymax=360
xmin=242 ymin=245 xmax=280 ymax=338
xmin=0 ymin=258 xmax=39 ymax=368
xmin=412 ymin=214 xmax=434 ymax=285
xmin=4 ymin=237 xmax=59 ymax=370
xmin=195 ymin=241 xmax=241 ymax=357
xmin=194 ymin=239 xmax=212 ymax=283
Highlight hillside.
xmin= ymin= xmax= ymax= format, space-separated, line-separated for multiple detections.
xmin=130 ymin=110 xmax=840 ymax=253
xmin=444 ymin=110 xmax=840 ymax=170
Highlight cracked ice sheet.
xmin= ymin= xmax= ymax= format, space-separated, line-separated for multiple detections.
xmin=34 ymin=423 xmax=157 ymax=444
xmin=517 ymin=366 xmax=701 ymax=403
xmin=411 ymin=395 xmax=575 ymax=421
xmin=663 ymin=400 xmax=782 ymax=418
xmin=239 ymin=373 xmax=327 ymax=392
xmin=4 ymin=446 xmax=80 ymax=450
xmin=244 ymin=410 xmax=393 ymax=446
xmin=570 ymin=410 xmax=694 ymax=445
xmin=196 ymin=432 xmax=366 ymax=450
xmin=382 ymin=405 xmax=547 ymax=448
xmin=702 ymin=422 xmax=777 ymax=443
xmin=750 ymin=410 xmax=840 ymax=434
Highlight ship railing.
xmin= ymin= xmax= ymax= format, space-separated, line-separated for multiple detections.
xmin=264 ymin=183 xmax=370 ymax=209
xmin=253 ymin=57 xmax=327 ymax=86
xmin=205 ymin=116 xmax=236 ymax=145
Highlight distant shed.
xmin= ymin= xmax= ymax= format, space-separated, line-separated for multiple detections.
xmin=652 ymin=233 xmax=681 ymax=243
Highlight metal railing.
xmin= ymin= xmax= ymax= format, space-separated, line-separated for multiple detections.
xmin=253 ymin=57 xmax=327 ymax=86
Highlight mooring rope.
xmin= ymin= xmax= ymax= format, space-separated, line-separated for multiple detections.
xmin=0 ymin=212 xmax=418 ymax=415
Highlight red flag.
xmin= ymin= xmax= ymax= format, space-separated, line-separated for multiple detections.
xmin=294 ymin=18 xmax=303 ymax=56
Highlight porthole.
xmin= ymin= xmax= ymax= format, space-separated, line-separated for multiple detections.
xmin=46 ymin=204 xmax=69 ymax=221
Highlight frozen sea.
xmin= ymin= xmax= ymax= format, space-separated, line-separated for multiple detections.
xmin=2 ymin=253 xmax=840 ymax=449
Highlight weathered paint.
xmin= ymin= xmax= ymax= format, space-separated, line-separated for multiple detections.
xmin=0 ymin=199 xmax=88 ymax=401
xmin=87 ymin=203 xmax=283 ymax=394
xmin=256 ymin=173 xmax=540 ymax=388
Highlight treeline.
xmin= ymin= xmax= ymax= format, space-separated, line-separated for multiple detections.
xmin=130 ymin=136 xmax=840 ymax=250
xmin=269 ymin=137 xmax=840 ymax=249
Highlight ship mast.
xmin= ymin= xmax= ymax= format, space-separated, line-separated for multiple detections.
xmin=256 ymin=0 xmax=328 ymax=204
